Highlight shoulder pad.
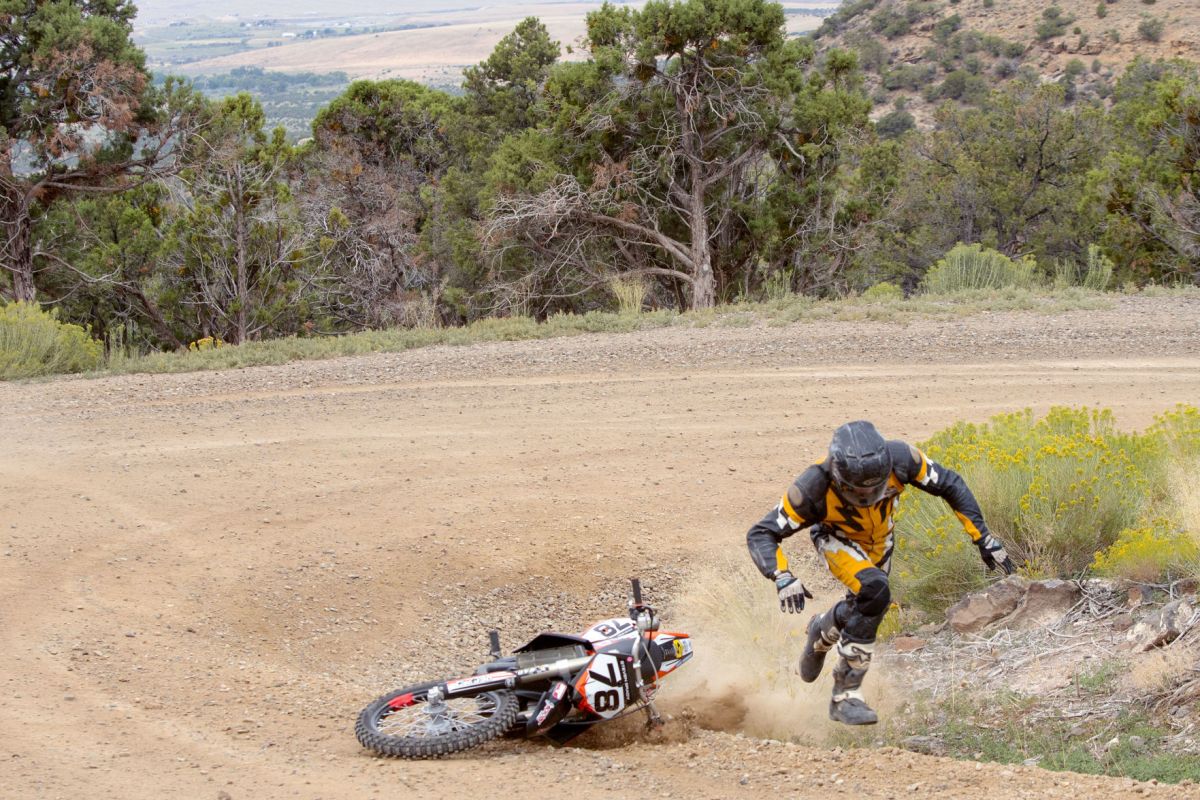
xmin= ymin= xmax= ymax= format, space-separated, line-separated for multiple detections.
xmin=886 ymin=440 xmax=924 ymax=483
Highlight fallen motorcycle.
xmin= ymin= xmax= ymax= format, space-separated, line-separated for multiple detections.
xmin=355 ymin=578 xmax=693 ymax=758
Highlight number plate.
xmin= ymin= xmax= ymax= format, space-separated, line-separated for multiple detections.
xmin=583 ymin=653 xmax=630 ymax=718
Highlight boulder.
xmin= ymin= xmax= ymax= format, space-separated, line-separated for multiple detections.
xmin=1124 ymin=599 xmax=1195 ymax=652
xmin=1005 ymin=579 xmax=1082 ymax=630
xmin=946 ymin=576 xmax=1028 ymax=634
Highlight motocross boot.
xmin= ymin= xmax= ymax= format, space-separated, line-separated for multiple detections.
xmin=799 ymin=610 xmax=840 ymax=683
xmin=828 ymin=640 xmax=878 ymax=726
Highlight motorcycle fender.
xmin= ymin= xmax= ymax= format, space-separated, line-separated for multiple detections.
xmin=526 ymin=680 xmax=571 ymax=737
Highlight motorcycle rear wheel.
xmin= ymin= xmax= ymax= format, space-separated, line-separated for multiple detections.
xmin=355 ymin=680 xmax=520 ymax=758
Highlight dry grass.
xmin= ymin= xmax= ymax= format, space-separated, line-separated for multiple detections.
xmin=75 ymin=286 xmax=1118 ymax=379
xmin=1125 ymin=643 xmax=1200 ymax=698
xmin=1171 ymin=459 xmax=1200 ymax=577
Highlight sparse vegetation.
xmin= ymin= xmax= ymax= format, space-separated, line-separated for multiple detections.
xmin=884 ymin=690 xmax=1200 ymax=784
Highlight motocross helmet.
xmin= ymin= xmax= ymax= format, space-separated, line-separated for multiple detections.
xmin=828 ymin=420 xmax=892 ymax=507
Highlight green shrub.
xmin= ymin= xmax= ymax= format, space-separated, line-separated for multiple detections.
xmin=872 ymin=9 xmax=911 ymax=38
xmin=1037 ymin=6 xmax=1075 ymax=40
xmin=876 ymin=109 xmax=916 ymax=139
xmin=932 ymin=70 xmax=971 ymax=100
xmin=1004 ymin=40 xmax=1027 ymax=58
xmin=893 ymin=405 xmax=1200 ymax=615
xmin=883 ymin=64 xmax=937 ymax=91
xmin=1097 ymin=2 xmax=1107 ymax=17
xmin=933 ymin=13 xmax=963 ymax=42
xmin=921 ymin=243 xmax=1040 ymax=293
xmin=860 ymin=281 xmax=905 ymax=302
xmin=1138 ymin=15 xmax=1165 ymax=42
xmin=0 ymin=302 xmax=103 ymax=380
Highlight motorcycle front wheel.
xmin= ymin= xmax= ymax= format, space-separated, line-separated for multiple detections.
xmin=355 ymin=680 xmax=520 ymax=758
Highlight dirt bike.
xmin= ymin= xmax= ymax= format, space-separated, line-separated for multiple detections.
xmin=355 ymin=578 xmax=693 ymax=758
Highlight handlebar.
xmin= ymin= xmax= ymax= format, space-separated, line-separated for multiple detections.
xmin=631 ymin=578 xmax=643 ymax=606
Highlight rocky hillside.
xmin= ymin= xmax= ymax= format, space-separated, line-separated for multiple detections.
xmin=812 ymin=0 xmax=1200 ymax=126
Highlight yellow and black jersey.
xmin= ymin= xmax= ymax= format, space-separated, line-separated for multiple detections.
xmin=747 ymin=440 xmax=989 ymax=590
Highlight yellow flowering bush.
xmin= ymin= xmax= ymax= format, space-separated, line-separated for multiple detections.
xmin=894 ymin=405 xmax=1200 ymax=615
xmin=1091 ymin=520 xmax=1199 ymax=583
xmin=188 ymin=336 xmax=226 ymax=351
xmin=0 ymin=301 xmax=103 ymax=379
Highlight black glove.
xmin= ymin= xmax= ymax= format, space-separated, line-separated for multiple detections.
xmin=976 ymin=533 xmax=1015 ymax=575
xmin=774 ymin=571 xmax=813 ymax=613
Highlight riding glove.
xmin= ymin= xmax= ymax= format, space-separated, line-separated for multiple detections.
xmin=976 ymin=534 xmax=1016 ymax=575
xmin=775 ymin=571 xmax=813 ymax=613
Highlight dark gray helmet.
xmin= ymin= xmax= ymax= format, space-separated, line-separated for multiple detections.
xmin=828 ymin=420 xmax=892 ymax=506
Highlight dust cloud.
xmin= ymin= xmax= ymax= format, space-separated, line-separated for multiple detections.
xmin=655 ymin=556 xmax=898 ymax=743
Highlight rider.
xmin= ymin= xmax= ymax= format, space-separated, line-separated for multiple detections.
xmin=745 ymin=420 xmax=1015 ymax=725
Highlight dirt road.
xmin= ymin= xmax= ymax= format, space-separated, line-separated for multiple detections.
xmin=2 ymin=295 xmax=1199 ymax=799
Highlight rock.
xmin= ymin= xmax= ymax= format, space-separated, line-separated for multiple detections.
xmin=946 ymin=576 xmax=1028 ymax=633
xmin=1111 ymin=611 xmax=1134 ymax=632
xmin=1006 ymin=579 xmax=1081 ymax=630
xmin=1081 ymin=577 xmax=1119 ymax=596
xmin=1128 ymin=585 xmax=1149 ymax=608
xmin=900 ymin=736 xmax=946 ymax=756
xmin=1124 ymin=599 xmax=1194 ymax=652
xmin=890 ymin=636 xmax=927 ymax=653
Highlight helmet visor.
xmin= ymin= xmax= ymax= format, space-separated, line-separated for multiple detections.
xmin=831 ymin=469 xmax=890 ymax=507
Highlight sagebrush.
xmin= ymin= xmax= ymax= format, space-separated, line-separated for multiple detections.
xmin=894 ymin=405 xmax=1200 ymax=615
xmin=0 ymin=302 xmax=103 ymax=380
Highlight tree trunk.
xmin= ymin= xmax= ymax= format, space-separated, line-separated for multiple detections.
xmin=234 ymin=166 xmax=249 ymax=345
xmin=688 ymin=183 xmax=715 ymax=309
xmin=1 ymin=186 xmax=36 ymax=302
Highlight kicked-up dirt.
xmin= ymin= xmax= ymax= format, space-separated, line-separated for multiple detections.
xmin=2 ymin=294 xmax=1200 ymax=799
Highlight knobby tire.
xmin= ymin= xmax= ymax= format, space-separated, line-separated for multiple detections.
xmin=355 ymin=680 xmax=520 ymax=758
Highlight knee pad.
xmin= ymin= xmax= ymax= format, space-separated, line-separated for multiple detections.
xmin=854 ymin=568 xmax=891 ymax=618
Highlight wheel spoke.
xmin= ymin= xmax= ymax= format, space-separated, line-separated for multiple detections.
xmin=376 ymin=692 xmax=503 ymax=740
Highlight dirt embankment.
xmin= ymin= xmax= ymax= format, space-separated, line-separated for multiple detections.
xmin=2 ymin=294 xmax=1199 ymax=799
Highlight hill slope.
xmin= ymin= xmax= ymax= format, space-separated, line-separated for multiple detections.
xmin=813 ymin=0 xmax=1200 ymax=123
